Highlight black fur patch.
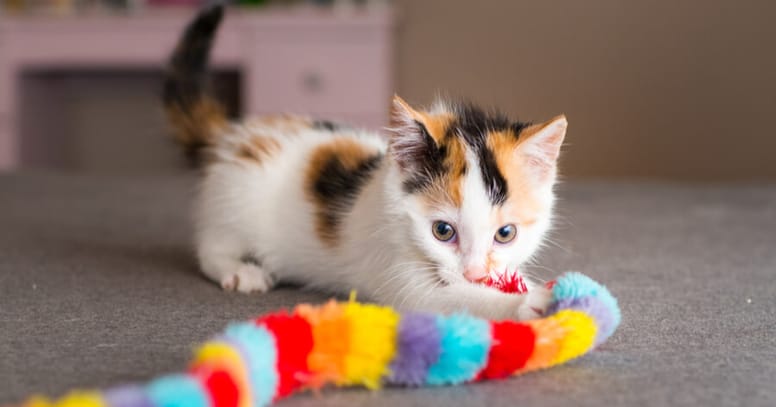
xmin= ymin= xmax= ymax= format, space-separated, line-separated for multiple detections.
xmin=313 ymin=153 xmax=384 ymax=235
xmin=449 ymin=103 xmax=528 ymax=206
xmin=396 ymin=102 xmax=529 ymax=206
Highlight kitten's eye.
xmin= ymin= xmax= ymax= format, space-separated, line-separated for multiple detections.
xmin=432 ymin=221 xmax=456 ymax=242
xmin=495 ymin=224 xmax=518 ymax=244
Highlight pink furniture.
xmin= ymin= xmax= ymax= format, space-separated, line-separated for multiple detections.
xmin=0 ymin=7 xmax=395 ymax=170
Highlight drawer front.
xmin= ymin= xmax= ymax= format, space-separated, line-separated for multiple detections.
xmin=245 ymin=42 xmax=391 ymax=116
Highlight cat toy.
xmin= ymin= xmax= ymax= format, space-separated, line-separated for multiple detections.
xmin=23 ymin=272 xmax=620 ymax=407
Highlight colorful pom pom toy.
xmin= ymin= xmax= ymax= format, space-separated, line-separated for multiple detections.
xmin=21 ymin=272 xmax=620 ymax=407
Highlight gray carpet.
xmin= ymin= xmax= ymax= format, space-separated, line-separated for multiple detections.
xmin=1 ymin=173 xmax=774 ymax=406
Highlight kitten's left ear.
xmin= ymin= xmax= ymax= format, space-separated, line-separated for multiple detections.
xmin=517 ymin=115 xmax=568 ymax=183
xmin=387 ymin=95 xmax=440 ymax=172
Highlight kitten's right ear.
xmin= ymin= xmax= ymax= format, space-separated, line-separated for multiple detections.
xmin=516 ymin=115 xmax=568 ymax=184
xmin=387 ymin=95 xmax=439 ymax=172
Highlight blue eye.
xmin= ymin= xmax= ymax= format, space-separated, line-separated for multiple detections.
xmin=495 ymin=224 xmax=518 ymax=243
xmin=432 ymin=221 xmax=456 ymax=242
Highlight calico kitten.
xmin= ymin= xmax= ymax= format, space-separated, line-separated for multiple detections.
xmin=164 ymin=5 xmax=567 ymax=320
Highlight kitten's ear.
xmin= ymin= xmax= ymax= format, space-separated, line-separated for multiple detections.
xmin=388 ymin=95 xmax=439 ymax=172
xmin=517 ymin=115 xmax=568 ymax=183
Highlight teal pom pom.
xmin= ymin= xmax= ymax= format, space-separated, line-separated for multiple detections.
xmin=147 ymin=374 xmax=209 ymax=407
xmin=426 ymin=314 xmax=491 ymax=385
xmin=224 ymin=322 xmax=279 ymax=406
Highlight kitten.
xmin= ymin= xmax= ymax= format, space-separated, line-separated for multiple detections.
xmin=164 ymin=5 xmax=566 ymax=320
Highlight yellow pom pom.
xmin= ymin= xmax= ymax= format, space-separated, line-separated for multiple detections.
xmin=194 ymin=341 xmax=243 ymax=366
xmin=342 ymin=301 xmax=399 ymax=389
xmin=550 ymin=310 xmax=597 ymax=365
xmin=43 ymin=392 xmax=105 ymax=407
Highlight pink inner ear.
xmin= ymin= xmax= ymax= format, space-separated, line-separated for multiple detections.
xmin=485 ymin=270 xmax=528 ymax=294
xmin=536 ymin=132 xmax=565 ymax=162
xmin=521 ymin=116 xmax=567 ymax=161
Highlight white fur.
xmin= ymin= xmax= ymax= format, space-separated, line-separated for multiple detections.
xmin=194 ymin=117 xmax=560 ymax=320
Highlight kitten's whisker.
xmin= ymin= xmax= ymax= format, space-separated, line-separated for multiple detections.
xmin=373 ymin=267 xmax=435 ymax=294
xmin=519 ymin=264 xmax=557 ymax=285
xmin=522 ymin=263 xmax=558 ymax=275
xmin=371 ymin=264 xmax=438 ymax=298
xmin=540 ymin=235 xmax=571 ymax=253
xmin=378 ymin=262 xmax=436 ymax=280
xmin=411 ymin=278 xmax=445 ymax=310
xmin=394 ymin=268 xmax=441 ymax=310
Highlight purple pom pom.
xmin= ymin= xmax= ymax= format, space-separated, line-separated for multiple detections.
xmin=388 ymin=313 xmax=441 ymax=386
xmin=104 ymin=385 xmax=154 ymax=407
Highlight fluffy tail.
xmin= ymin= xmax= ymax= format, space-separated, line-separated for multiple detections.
xmin=163 ymin=4 xmax=227 ymax=162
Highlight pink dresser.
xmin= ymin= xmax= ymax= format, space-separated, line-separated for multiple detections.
xmin=0 ymin=7 xmax=395 ymax=170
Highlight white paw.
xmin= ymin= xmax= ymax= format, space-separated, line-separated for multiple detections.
xmin=516 ymin=286 xmax=553 ymax=320
xmin=220 ymin=264 xmax=275 ymax=294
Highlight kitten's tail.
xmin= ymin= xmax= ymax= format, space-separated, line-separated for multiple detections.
xmin=163 ymin=4 xmax=227 ymax=162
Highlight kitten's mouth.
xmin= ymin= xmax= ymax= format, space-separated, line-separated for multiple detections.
xmin=483 ymin=269 xmax=529 ymax=294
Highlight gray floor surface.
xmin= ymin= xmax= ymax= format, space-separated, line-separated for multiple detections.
xmin=1 ymin=173 xmax=774 ymax=406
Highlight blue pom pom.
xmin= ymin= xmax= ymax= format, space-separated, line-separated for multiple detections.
xmin=146 ymin=374 xmax=209 ymax=407
xmin=425 ymin=314 xmax=491 ymax=385
xmin=224 ymin=322 xmax=279 ymax=406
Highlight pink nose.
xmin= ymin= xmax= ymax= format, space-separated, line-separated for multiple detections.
xmin=464 ymin=266 xmax=489 ymax=283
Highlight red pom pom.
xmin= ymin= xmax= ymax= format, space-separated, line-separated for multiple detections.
xmin=485 ymin=271 xmax=528 ymax=294
xmin=256 ymin=312 xmax=314 ymax=398
xmin=190 ymin=366 xmax=239 ymax=407
xmin=477 ymin=321 xmax=535 ymax=380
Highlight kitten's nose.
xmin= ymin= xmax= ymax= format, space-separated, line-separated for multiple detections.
xmin=464 ymin=266 xmax=488 ymax=283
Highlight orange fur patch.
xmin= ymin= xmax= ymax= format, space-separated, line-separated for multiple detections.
xmin=166 ymin=98 xmax=228 ymax=147
xmin=416 ymin=112 xmax=453 ymax=145
xmin=440 ymin=136 xmax=468 ymax=206
xmin=488 ymin=129 xmax=545 ymax=224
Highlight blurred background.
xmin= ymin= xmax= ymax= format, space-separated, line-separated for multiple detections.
xmin=1 ymin=0 xmax=774 ymax=181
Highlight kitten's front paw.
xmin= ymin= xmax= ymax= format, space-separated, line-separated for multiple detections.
xmin=220 ymin=264 xmax=275 ymax=294
xmin=516 ymin=286 xmax=553 ymax=320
